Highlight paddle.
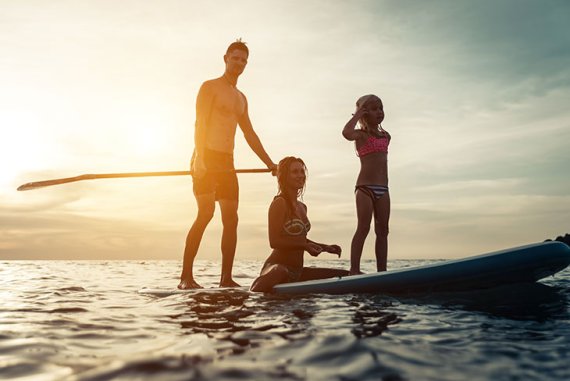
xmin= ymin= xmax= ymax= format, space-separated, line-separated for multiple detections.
xmin=17 ymin=168 xmax=272 ymax=191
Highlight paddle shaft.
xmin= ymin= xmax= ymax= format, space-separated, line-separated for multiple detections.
xmin=17 ymin=168 xmax=272 ymax=191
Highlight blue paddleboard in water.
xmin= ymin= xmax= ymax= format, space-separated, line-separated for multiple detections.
xmin=273 ymin=241 xmax=570 ymax=295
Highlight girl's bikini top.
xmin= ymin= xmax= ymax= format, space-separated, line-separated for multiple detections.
xmin=356 ymin=132 xmax=390 ymax=157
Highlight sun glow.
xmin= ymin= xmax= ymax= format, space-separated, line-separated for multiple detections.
xmin=118 ymin=107 xmax=174 ymax=159
xmin=0 ymin=111 xmax=54 ymax=188
xmin=130 ymin=127 xmax=167 ymax=156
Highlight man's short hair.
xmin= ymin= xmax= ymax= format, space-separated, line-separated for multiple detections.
xmin=226 ymin=39 xmax=249 ymax=56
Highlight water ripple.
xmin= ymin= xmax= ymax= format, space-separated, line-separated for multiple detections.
xmin=1 ymin=260 xmax=569 ymax=381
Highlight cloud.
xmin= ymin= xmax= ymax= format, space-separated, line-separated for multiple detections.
xmin=2 ymin=1 xmax=569 ymax=260
xmin=0 ymin=206 xmax=186 ymax=260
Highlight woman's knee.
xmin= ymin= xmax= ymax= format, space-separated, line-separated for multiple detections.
xmin=251 ymin=265 xmax=289 ymax=292
xmin=269 ymin=265 xmax=289 ymax=280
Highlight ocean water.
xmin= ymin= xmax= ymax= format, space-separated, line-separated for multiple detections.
xmin=1 ymin=258 xmax=569 ymax=381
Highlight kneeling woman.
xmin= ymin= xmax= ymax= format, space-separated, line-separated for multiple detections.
xmin=250 ymin=157 xmax=348 ymax=292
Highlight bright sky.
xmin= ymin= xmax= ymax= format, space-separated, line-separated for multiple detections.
xmin=1 ymin=0 xmax=569 ymax=260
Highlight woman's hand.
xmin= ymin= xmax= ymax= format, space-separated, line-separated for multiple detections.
xmin=306 ymin=242 xmax=323 ymax=257
xmin=323 ymin=244 xmax=342 ymax=257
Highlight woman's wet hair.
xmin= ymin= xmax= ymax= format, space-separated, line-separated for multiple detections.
xmin=276 ymin=156 xmax=307 ymax=212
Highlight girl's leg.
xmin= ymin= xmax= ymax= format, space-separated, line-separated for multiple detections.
xmin=350 ymin=190 xmax=374 ymax=275
xmin=373 ymin=192 xmax=390 ymax=271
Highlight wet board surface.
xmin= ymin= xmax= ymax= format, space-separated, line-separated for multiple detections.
xmin=273 ymin=241 xmax=570 ymax=295
xmin=138 ymin=286 xmax=249 ymax=296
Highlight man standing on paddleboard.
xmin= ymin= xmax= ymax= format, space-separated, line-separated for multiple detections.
xmin=178 ymin=40 xmax=277 ymax=289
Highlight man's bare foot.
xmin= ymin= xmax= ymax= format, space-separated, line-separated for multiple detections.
xmin=219 ymin=279 xmax=241 ymax=288
xmin=348 ymin=270 xmax=365 ymax=276
xmin=177 ymin=279 xmax=203 ymax=290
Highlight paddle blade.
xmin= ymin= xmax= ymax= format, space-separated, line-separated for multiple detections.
xmin=17 ymin=168 xmax=271 ymax=191
xmin=17 ymin=176 xmax=87 ymax=191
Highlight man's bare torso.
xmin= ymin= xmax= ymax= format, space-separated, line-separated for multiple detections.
xmin=203 ymin=77 xmax=247 ymax=153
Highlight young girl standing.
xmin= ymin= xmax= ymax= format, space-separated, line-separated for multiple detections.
xmin=342 ymin=95 xmax=391 ymax=275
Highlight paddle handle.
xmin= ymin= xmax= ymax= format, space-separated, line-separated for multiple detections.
xmin=17 ymin=168 xmax=272 ymax=191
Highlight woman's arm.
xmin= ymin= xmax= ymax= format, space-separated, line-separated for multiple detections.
xmin=238 ymin=96 xmax=277 ymax=173
xmin=307 ymin=239 xmax=342 ymax=257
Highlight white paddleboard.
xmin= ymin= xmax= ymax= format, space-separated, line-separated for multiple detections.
xmin=138 ymin=286 xmax=249 ymax=296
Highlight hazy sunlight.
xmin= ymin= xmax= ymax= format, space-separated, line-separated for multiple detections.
xmin=0 ymin=111 xmax=52 ymax=188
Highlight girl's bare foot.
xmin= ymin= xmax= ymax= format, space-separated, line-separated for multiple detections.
xmin=348 ymin=270 xmax=365 ymax=276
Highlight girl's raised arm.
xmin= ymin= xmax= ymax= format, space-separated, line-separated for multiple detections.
xmin=342 ymin=108 xmax=367 ymax=141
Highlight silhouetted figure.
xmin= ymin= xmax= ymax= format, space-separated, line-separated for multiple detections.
xmin=250 ymin=157 xmax=347 ymax=293
xmin=179 ymin=40 xmax=276 ymax=289
xmin=342 ymin=94 xmax=391 ymax=275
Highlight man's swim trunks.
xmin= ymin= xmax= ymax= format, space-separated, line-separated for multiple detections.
xmin=192 ymin=149 xmax=238 ymax=201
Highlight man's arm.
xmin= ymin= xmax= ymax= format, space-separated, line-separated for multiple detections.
xmin=193 ymin=81 xmax=215 ymax=177
xmin=238 ymin=96 xmax=276 ymax=172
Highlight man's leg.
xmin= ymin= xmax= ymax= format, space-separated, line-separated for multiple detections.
xmin=178 ymin=193 xmax=216 ymax=289
xmin=218 ymin=199 xmax=240 ymax=287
